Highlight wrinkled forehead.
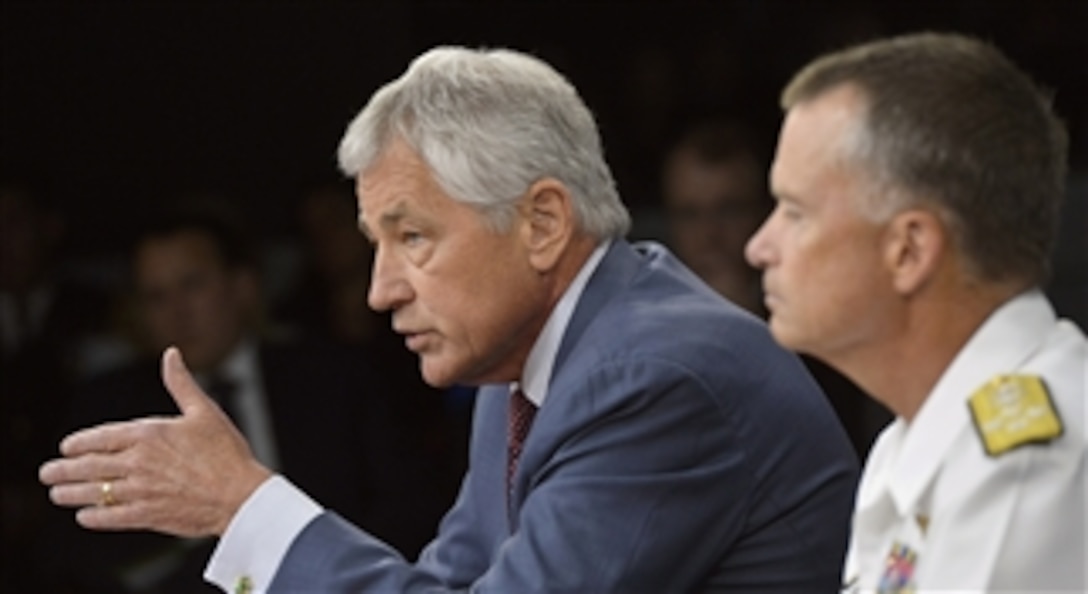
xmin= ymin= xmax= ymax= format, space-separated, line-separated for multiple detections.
xmin=353 ymin=144 xmax=483 ymax=242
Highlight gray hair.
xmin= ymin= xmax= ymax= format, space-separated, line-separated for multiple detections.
xmin=338 ymin=46 xmax=630 ymax=240
xmin=782 ymin=32 xmax=1068 ymax=286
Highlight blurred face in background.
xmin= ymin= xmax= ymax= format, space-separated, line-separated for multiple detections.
xmin=298 ymin=185 xmax=381 ymax=343
xmin=0 ymin=188 xmax=61 ymax=294
xmin=135 ymin=230 xmax=257 ymax=372
xmin=300 ymin=186 xmax=374 ymax=286
xmin=664 ymin=148 xmax=767 ymax=311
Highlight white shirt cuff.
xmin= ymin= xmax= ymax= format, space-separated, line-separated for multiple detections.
xmin=204 ymin=475 xmax=323 ymax=593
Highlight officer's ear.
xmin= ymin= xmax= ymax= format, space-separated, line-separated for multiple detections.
xmin=883 ymin=207 xmax=949 ymax=296
xmin=519 ymin=178 xmax=575 ymax=273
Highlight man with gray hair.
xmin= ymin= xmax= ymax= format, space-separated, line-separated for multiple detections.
xmin=746 ymin=32 xmax=1085 ymax=591
xmin=42 ymin=46 xmax=857 ymax=592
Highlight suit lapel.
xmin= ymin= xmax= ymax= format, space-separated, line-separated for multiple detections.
xmin=552 ymin=241 xmax=643 ymax=379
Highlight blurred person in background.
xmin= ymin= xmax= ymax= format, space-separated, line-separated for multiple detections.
xmin=662 ymin=117 xmax=770 ymax=315
xmin=661 ymin=116 xmax=889 ymax=457
xmin=0 ymin=173 xmax=113 ymax=590
xmin=37 ymin=203 xmax=434 ymax=592
xmin=277 ymin=181 xmax=383 ymax=346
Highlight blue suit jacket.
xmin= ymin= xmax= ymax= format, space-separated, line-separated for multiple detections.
xmin=271 ymin=241 xmax=858 ymax=592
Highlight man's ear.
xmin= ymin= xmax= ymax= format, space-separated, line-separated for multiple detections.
xmin=883 ymin=208 xmax=948 ymax=296
xmin=519 ymin=178 xmax=575 ymax=273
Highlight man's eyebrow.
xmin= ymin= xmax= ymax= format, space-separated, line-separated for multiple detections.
xmin=357 ymin=203 xmax=409 ymax=240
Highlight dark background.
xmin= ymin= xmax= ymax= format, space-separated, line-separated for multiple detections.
xmin=1 ymin=2 xmax=1086 ymax=588
xmin=3 ymin=1 xmax=1086 ymax=257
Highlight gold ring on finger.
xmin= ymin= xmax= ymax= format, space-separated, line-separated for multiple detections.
xmin=99 ymin=480 xmax=117 ymax=507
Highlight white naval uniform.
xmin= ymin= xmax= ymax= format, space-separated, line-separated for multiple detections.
xmin=843 ymin=290 xmax=1086 ymax=593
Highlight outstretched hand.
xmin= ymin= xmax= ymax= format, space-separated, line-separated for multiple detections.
xmin=39 ymin=347 xmax=272 ymax=537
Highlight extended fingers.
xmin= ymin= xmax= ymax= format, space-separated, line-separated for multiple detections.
xmin=46 ymin=470 xmax=190 ymax=534
xmin=49 ymin=476 xmax=127 ymax=508
xmin=59 ymin=419 xmax=153 ymax=457
xmin=75 ymin=497 xmax=158 ymax=532
xmin=68 ymin=479 xmax=222 ymax=538
xmin=39 ymin=451 xmax=132 ymax=486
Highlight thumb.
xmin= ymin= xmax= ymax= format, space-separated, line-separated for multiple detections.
xmin=161 ymin=346 xmax=213 ymax=415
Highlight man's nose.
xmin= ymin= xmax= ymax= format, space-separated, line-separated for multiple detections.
xmin=744 ymin=220 xmax=775 ymax=269
xmin=367 ymin=247 xmax=412 ymax=312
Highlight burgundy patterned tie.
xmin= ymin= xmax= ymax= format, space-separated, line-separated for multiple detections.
xmin=506 ymin=388 xmax=538 ymax=506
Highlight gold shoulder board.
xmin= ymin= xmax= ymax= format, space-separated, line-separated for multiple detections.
xmin=968 ymin=374 xmax=1063 ymax=457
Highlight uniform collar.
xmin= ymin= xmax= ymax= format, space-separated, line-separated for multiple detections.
xmin=886 ymin=289 xmax=1057 ymax=515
